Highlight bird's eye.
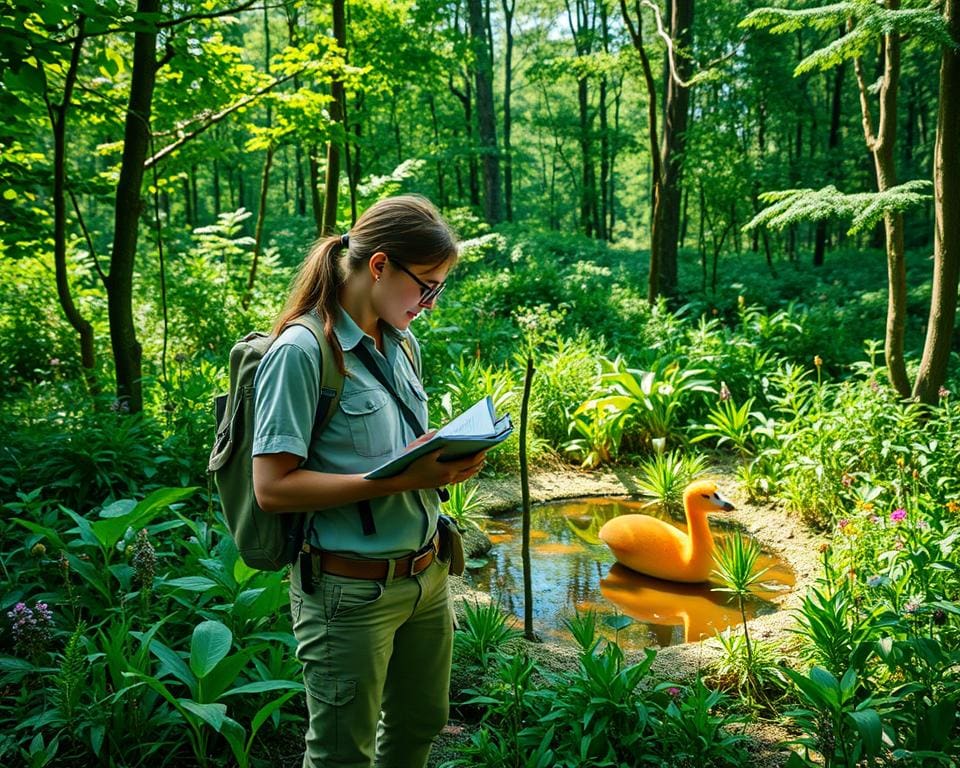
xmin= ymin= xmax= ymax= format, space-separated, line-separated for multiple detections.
xmin=700 ymin=494 xmax=709 ymax=499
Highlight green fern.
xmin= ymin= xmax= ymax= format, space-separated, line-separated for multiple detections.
xmin=744 ymin=181 xmax=932 ymax=236
xmin=55 ymin=622 xmax=88 ymax=722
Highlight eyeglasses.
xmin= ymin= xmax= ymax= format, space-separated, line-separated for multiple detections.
xmin=389 ymin=259 xmax=447 ymax=306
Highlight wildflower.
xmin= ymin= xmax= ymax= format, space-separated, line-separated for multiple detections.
xmin=49 ymin=358 xmax=60 ymax=367
xmin=890 ymin=509 xmax=907 ymax=523
xmin=30 ymin=542 xmax=46 ymax=557
xmin=838 ymin=518 xmax=851 ymax=531
xmin=841 ymin=473 xmax=854 ymax=488
xmin=6 ymin=601 xmax=55 ymax=658
xmin=917 ymin=519 xmax=929 ymax=530
xmin=947 ymin=501 xmax=960 ymax=515
xmin=131 ymin=529 xmax=156 ymax=589
xmin=666 ymin=687 xmax=682 ymax=699
xmin=939 ymin=386 xmax=949 ymax=399
xmin=869 ymin=379 xmax=879 ymax=392
xmin=737 ymin=295 xmax=745 ymax=307
xmin=903 ymin=600 xmax=921 ymax=615
xmin=896 ymin=456 xmax=905 ymax=469
xmin=814 ymin=355 xmax=823 ymax=369
xmin=719 ymin=382 xmax=731 ymax=402
xmin=817 ymin=543 xmax=830 ymax=554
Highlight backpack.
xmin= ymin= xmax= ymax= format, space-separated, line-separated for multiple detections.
xmin=208 ymin=313 xmax=341 ymax=571
xmin=208 ymin=314 xmax=423 ymax=571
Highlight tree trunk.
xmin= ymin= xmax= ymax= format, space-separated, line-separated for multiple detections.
xmin=855 ymin=1 xmax=909 ymax=396
xmin=321 ymin=0 xmax=346 ymax=236
xmin=47 ymin=15 xmax=98 ymax=396
xmin=814 ymin=33 xmax=845 ymax=267
xmin=502 ymin=0 xmax=515 ymax=222
xmin=658 ymin=0 xmax=694 ymax=297
xmin=106 ymin=0 xmax=161 ymax=413
xmin=309 ymin=145 xmax=323 ymax=235
xmin=467 ymin=0 xmax=501 ymax=223
xmin=428 ymin=93 xmax=447 ymax=208
xmin=913 ymin=0 xmax=960 ymax=405
xmin=244 ymin=144 xmax=275 ymax=311
xmin=450 ymin=75 xmax=480 ymax=208
xmin=520 ymin=355 xmax=535 ymax=641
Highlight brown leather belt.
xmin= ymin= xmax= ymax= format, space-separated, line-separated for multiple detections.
xmin=303 ymin=532 xmax=440 ymax=581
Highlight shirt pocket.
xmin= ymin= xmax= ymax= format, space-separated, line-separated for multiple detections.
xmin=339 ymin=388 xmax=394 ymax=457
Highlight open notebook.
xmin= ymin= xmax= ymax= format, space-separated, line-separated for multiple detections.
xmin=364 ymin=396 xmax=513 ymax=480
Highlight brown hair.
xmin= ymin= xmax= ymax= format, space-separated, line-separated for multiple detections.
xmin=274 ymin=194 xmax=458 ymax=372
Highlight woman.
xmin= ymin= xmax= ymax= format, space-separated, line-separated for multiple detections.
xmin=252 ymin=195 xmax=483 ymax=768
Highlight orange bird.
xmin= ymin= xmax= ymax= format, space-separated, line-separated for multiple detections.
xmin=598 ymin=480 xmax=735 ymax=583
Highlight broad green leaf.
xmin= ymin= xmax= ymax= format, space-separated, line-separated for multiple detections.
xmin=91 ymin=487 xmax=198 ymax=549
xmin=149 ymin=641 xmax=197 ymax=690
xmin=603 ymin=614 xmax=634 ymax=630
xmin=847 ymin=709 xmax=882 ymax=758
xmin=99 ymin=499 xmax=137 ymax=518
xmin=221 ymin=680 xmax=304 ymax=697
xmin=191 ymin=621 xmax=233 ymax=679
xmin=165 ymin=576 xmax=219 ymax=592
xmin=181 ymin=700 xmax=227 ymax=732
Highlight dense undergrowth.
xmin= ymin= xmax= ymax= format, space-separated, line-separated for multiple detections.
xmin=2 ymin=217 xmax=959 ymax=765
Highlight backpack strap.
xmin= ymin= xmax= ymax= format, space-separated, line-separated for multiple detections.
xmin=287 ymin=313 xmax=377 ymax=538
xmin=287 ymin=313 xmax=341 ymax=434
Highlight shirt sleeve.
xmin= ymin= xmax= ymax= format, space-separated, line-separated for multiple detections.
xmin=252 ymin=336 xmax=320 ymax=459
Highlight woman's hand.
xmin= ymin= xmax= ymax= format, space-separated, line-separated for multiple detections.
xmin=399 ymin=446 xmax=488 ymax=491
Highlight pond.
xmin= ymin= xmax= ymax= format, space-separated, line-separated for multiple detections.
xmin=467 ymin=497 xmax=796 ymax=650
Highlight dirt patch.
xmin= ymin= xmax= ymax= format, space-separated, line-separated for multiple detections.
xmin=437 ymin=466 xmax=825 ymax=768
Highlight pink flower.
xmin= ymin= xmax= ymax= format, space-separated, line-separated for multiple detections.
xmin=939 ymin=386 xmax=950 ymax=399
xmin=890 ymin=509 xmax=907 ymax=523
xmin=666 ymin=687 xmax=682 ymax=699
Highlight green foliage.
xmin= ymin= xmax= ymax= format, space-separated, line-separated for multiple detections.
xmin=441 ymin=481 xmax=487 ymax=532
xmin=635 ymin=450 xmax=710 ymax=515
xmin=455 ymin=600 xmax=522 ymax=671
xmin=746 ymin=181 xmax=934 ymax=237
xmin=741 ymin=1 xmax=953 ymax=75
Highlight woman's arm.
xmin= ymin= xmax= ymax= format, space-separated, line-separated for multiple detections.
xmin=253 ymin=446 xmax=486 ymax=514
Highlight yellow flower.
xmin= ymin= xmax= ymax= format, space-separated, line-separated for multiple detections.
xmin=814 ymin=355 xmax=823 ymax=368
xmin=947 ymin=500 xmax=960 ymax=515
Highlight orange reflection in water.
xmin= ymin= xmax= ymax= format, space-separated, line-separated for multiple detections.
xmin=600 ymin=558 xmax=792 ymax=644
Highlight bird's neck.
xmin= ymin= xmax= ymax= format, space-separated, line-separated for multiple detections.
xmin=683 ymin=512 xmax=715 ymax=558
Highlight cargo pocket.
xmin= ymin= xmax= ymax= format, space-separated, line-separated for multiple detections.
xmin=340 ymin=389 xmax=393 ymax=457
xmin=304 ymin=668 xmax=357 ymax=707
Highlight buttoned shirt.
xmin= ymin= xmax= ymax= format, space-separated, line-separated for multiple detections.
xmin=252 ymin=308 xmax=437 ymax=558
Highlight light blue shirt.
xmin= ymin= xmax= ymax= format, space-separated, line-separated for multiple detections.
xmin=252 ymin=308 xmax=438 ymax=558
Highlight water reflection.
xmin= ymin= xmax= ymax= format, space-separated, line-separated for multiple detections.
xmin=467 ymin=497 xmax=795 ymax=650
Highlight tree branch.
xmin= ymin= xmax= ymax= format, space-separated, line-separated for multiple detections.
xmin=144 ymin=69 xmax=302 ymax=169
xmin=157 ymin=0 xmax=259 ymax=28
xmin=68 ymin=186 xmax=108 ymax=284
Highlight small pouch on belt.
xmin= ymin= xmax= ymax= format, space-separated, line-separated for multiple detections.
xmin=437 ymin=514 xmax=466 ymax=576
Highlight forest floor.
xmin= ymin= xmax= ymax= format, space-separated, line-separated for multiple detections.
xmin=430 ymin=464 xmax=828 ymax=767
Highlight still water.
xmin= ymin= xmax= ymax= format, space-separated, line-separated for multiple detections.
xmin=467 ymin=497 xmax=795 ymax=650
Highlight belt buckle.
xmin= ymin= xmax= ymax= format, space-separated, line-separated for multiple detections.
xmin=411 ymin=547 xmax=432 ymax=576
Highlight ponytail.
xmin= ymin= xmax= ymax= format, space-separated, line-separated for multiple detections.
xmin=274 ymin=194 xmax=458 ymax=374
xmin=274 ymin=234 xmax=348 ymax=373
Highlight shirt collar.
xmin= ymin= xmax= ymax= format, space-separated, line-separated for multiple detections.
xmin=331 ymin=306 xmax=408 ymax=351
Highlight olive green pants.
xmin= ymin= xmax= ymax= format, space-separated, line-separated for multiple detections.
xmin=289 ymin=555 xmax=453 ymax=768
